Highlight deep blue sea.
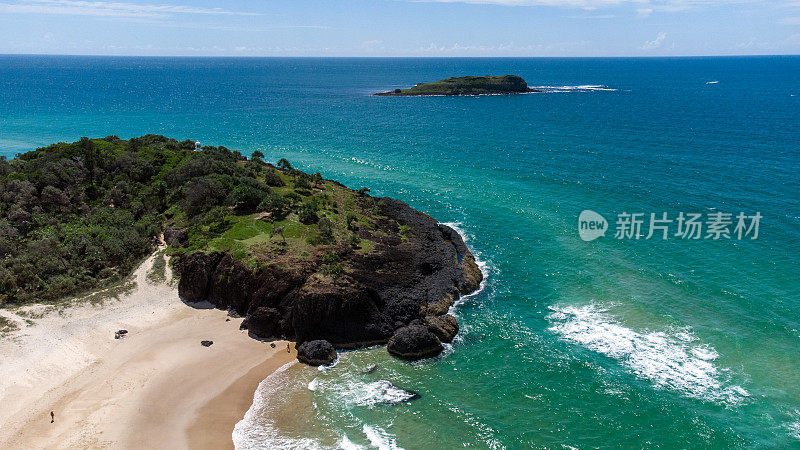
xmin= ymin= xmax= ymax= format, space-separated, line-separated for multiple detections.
xmin=1 ymin=55 xmax=799 ymax=448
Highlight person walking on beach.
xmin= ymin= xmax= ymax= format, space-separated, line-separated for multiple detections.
xmin=50 ymin=411 xmax=54 ymax=423
xmin=287 ymin=343 xmax=290 ymax=353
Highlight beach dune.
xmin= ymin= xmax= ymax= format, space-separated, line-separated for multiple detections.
xmin=0 ymin=251 xmax=294 ymax=449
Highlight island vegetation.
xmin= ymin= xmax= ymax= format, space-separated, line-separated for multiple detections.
xmin=375 ymin=74 xmax=538 ymax=96
xmin=0 ymin=135 xmax=482 ymax=362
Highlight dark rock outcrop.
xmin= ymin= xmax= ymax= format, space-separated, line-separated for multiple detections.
xmin=387 ymin=325 xmax=444 ymax=360
xmin=173 ymin=196 xmax=483 ymax=363
xmin=174 ymin=251 xmax=223 ymax=303
xmin=201 ymin=340 xmax=213 ymax=347
xmin=164 ymin=228 xmax=188 ymax=247
xmin=297 ymin=340 xmax=337 ymax=366
xmin=241 ymin=306 xmax=282 ymax=338
xmin=424 ymin=314 xmax=459 ymax=343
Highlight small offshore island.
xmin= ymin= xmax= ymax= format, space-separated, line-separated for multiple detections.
xmin=0 ymin=135 xmax=482 ymax=365
xmin=375 ymin=74 xmax=540 ymax=96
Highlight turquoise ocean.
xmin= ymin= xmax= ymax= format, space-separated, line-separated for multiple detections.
xmin=1 ymin=55 xmax=799 ymax=448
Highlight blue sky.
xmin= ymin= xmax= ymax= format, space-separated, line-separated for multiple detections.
xmin=1 ymin=0 xmax=799 ymax=56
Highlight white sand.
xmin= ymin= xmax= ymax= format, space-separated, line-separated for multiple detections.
xmin=0 ymin=250 xmax=295 ymax=449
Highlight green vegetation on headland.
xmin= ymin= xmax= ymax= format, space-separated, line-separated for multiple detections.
xmin=375 ymin=75 xmax=538 ymax=96
xmin=0 ymin=135 xmax=382 ymax=305
xmin=0 ymin=134 xmax=483 ymax=362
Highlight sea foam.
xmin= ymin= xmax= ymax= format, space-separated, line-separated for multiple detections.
xmin=362 ymin=425 xmax=403 ymax=450
xmin=331 ymin=379 xmax=418 ymax=408
xmin=440 ymin=221 xmax=490 ymax=312
xmin=232 ymin=361 xmax=324 ymax=450
xmin=532 ymin=85 xmax=618 ymax=92
xmin=547 ymin=304 xmax=749 ymax=406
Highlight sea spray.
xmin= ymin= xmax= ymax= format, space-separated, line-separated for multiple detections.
xmin=547 ymin=304 xmax=750 ymax=406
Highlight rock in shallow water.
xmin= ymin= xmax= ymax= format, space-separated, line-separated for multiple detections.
xmin=424 ymin=314 xmax=459 ymax=343
xmin=297 ymin=339 xmax=337 ymax=366
xmin=387 ymin=325 xmax=444 ymax=360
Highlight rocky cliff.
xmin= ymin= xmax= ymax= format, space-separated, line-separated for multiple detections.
xmin=173 ymin=197 xmax=483 ymax=364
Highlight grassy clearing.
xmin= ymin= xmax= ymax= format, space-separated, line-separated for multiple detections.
xmin=82 ymin=280 xmax=137 ymax=307
xmin=147 ymin=251 xmax=168 ymax=284
xmin=0 ymin=316 xmax=18 ymax=334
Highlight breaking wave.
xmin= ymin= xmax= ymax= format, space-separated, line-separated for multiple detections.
xmin=532 ymin=85 xmax=618 ymax=93
xmin=439 ymin=221 xmax=490 ymax=311
xmin=362 ymin=425 xmax=403 ymax=450
xmin=233 ymin=361 xmax=325 ymax=450
xmin=547 ymin=304 xmax=749 ymax=406
xmin=328 ymin=378 xmax=419 ymax=408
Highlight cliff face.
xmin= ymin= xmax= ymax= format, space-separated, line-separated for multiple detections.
xmin=173 ymin=197 xmax=483 ymax=361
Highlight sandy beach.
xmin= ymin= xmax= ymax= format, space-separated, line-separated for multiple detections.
xmin=0 ymin=251 xmax=295 ymax=449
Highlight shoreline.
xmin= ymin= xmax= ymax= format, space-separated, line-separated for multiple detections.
xmin=0 ymin=251 xmax=295 ymax=449
xmin=187 ymin=349 xmax=296 ymax=450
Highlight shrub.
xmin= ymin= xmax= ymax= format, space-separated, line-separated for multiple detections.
xmin=321 ymin=252 xmax=343 ymax=278
xmin=298 ymin=203 xmax=319 ymax=224
xmin=259 ymin=194 xmax=291 ymax=220
xmin=230 ymin=185 xmax=266 ymax=213
xmin=184 ymin=176 xmax=228 ymax=216
xmin=294 ymin=174 xmax=312 ymax=190
xmin=346 ymin=213 xmax=358 ymax=231
xmin=284 ymin=192 xmax=303 ymax=206
xmin=263 ymin=169 xmax=284 ymax=187
xmin=317 ymin=218 xmax=335 ymax=244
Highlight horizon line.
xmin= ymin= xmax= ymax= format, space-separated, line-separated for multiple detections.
xmin=2 ymin=52 xmax=800 ymax=59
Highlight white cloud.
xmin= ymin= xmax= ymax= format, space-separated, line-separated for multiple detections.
xmin=361 ymin=39 xmax=384 ymax=48
xmin=410 ymin=0 xmax=751 ymax=10
xmin=637 ymin=7 xmax=653 ymax=16
xmin=412 ymin=0 xmax=641 ymax=7
xmin=0 ymin=0 xmax=259 ymax=18
xmin=567 ymin=13 xmax=616 ymax=18
xmin=413 ymin=40 xmax=591 ymax=55
xmin=640 ymin=31 xmax=666 ymax=49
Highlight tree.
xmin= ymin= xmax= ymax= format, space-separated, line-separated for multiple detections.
xmin=258 ymin=193 xmax=290 ymax=220
xmin=230 ymin=185 xmax=265 ymax=213
xmin=346 ymin=213 xmax=358 ymax=231
xmin=298 ymin=203 xmax=319 ymax=224
xmin=184 ymin=176 xmax=228 ymax=216
xmin=271 ymin=225 xmax=286 ymax=243
xmin=277 ymin=158 xmax=292 ymax=170
xmin=80 ymin=137 xmax=97 ymax=185
xmin=317 ymin=218 xmax=334 ymax=244
xmin=263 ymin=169 xmax=284 ymax=187
xmin=294 ymin=174 xmax=312 ymax=190
xmin=311 ymin=172 xmax=323 ymax=188
xmin=252 ymin=150 xmax=264 ymax=161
